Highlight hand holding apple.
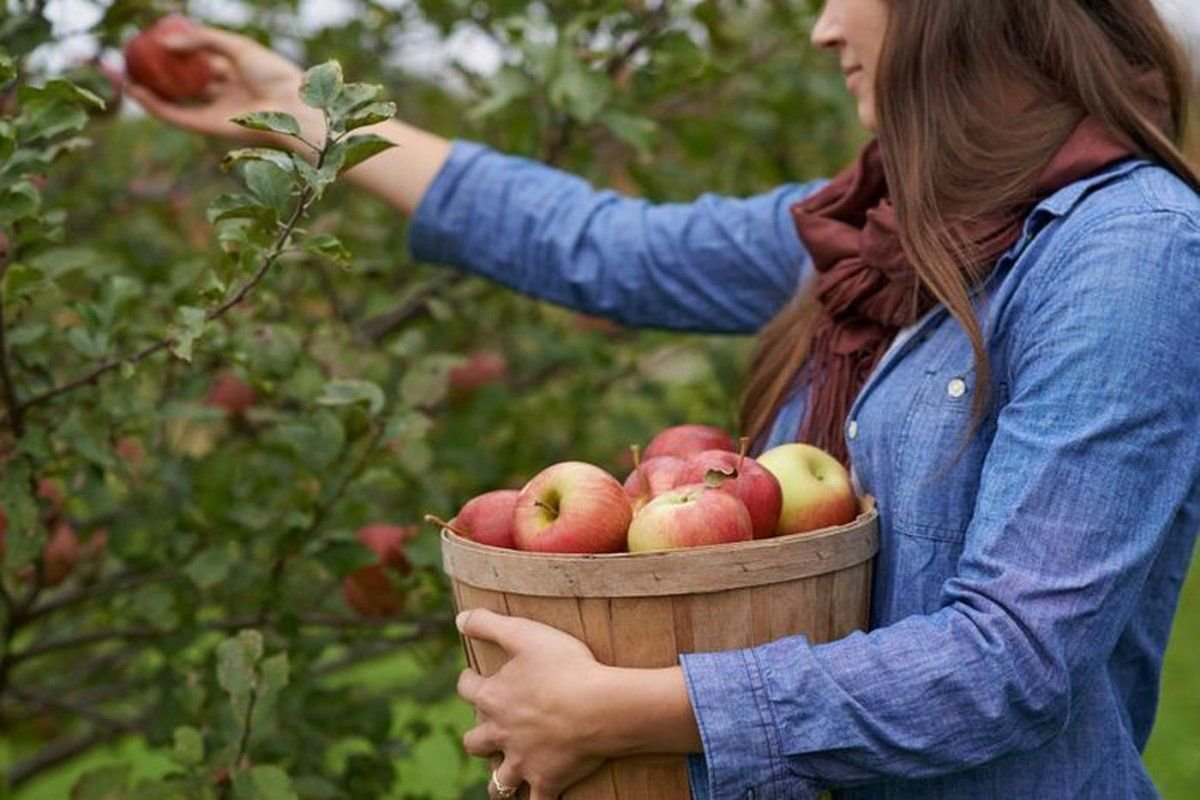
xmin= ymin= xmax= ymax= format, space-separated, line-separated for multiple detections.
xmin=124 ymin=16 xmax=214 ymax=102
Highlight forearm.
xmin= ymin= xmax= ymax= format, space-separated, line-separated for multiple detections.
xmin=340 ymin=118 xmax=452 ymax=216
xmin=598 ymin=666 xmax=702 ymax=758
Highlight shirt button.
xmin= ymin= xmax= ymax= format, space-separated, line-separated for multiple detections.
xmin=947 ymin=378 xmax=967 ymax=399
xmin=847 ymin=420 xmax=859 ymax=440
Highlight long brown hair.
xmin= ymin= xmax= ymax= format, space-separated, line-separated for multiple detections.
xmin=740 ymin=0 xmax=1199 ymax=449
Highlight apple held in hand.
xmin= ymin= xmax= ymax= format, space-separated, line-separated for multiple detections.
xmin=627 ymin=473 xmax=754 ymax=553
xmin=677 ymin=451 xmax=782 ymax=540
xmin=644 ymin=424 xmax=737 ymax=460
xmin=513 ymin=462 xmax=632 ymax=554
xmin=124 ymin=15 xmax=213 ymax=102
xmin=451 ymin=489 xmax=520 ymax=549
xmin=755 ymin=443 xmax=858 ymax=535
xmin=341 ymin=523 xmax=418 ymax=618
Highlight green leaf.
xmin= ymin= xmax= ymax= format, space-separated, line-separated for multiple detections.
xmin=0 ymin=54 xmax=15 ymax=84
xmin=0 ymin=180 xmax=40 ymax=224
xmin=70 ymin=764 xmax=132 ymax=799
xmin=599 ymin=108 xmax=659 ymax=158
xmin=330 ymin=82 xmax=381 ymax=117
xmin=17 ymin=98 xmax=88 ymax=142
xmin=184 ymin=545 xmax=237 ymax=590
xmin=168 ymin=306 xmax=209 ymax=362
xmin=548 ymin=47 xmax=612 ymax=123
xmin=317 ymin=379 xmax=386 ymax=416
xmin=19 ymin=78 xmax=105 ymax=111
xmin=273 ymin=411 xmax=346 ymax=472
xmin=243 ymin=160 xmax=294 ymax=217
xmin=217 ymin=630 xmax=263 ymax=719
xmin=221 ymin=148 xmax=296 ymax=174
xmin=300 ymin=62 xmax=343 ymax=111
xmin=207 ymin=193 xmax=274 ymax=225
xmin=343 ymin=101 xmax=395 ymax=132
xmin=232 ymin=765 xmax=298 ymax=800
xmin=231 ymin=111 xmax=302 ymax=138
xmin=337 ymin=133 xmax=395 ymax=175
xmin=467 ymin=67 xmax=533 ymax=121
xmin=172 ymin=726 xmax=205 ymax=768
xmin=300 ymin=233 xmax=351 ymax=268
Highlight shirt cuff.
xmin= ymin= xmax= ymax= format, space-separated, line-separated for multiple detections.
xmin=681 ymin=646 xmax=826 ymax=799
xmin=407 ymin=139 xmax=494 ymax=267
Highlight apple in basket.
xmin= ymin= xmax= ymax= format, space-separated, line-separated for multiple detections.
xmin=676 ymin=449 xmax=782 ymax=540
xmin=643 ymin=424 xmax=737 ymax=460
xmin=622 ymin=446 xmax=687 ymax=513
xmin=755 ymin=443 xmax=858 ymax=535
xmin=627 ymin=470 xmax=754 ymax=553
xmin=511 ymin=462 xmax=632 ymax=554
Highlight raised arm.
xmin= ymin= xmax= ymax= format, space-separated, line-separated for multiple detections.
xmin=130 ymin=23 xmax=823 ymax=334
xmin=126 ymin=24 xmax=452 ymax=216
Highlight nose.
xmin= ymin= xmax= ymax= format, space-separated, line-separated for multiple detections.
xmin=811 ymin=1 xmax=843 ymax=51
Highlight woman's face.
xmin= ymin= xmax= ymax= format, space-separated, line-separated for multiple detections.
xmin=811 ymin=0 xmax=890 ymax=132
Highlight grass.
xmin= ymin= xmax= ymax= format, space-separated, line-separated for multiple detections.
xmin=9 ymin=549 xmax=1199 ymax=799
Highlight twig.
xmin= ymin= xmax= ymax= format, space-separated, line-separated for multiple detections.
xmin=10 ymin=182 xmax=317 ymax=419
xmin=358 ymin=271 xmax=464 ymax=343
xmin=7 ymin=727 xmax=127 ymax=789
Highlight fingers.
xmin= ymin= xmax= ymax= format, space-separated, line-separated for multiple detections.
xmin=490 ymin=761 xmax=524 ymax=800
xmin=457 ymin=667 xmax=486 ymax=707
xmin=158 ymin=25 xmax=259 ymax=61
xmin=126 ymin=84 xmax=205 ymax=129
xmin=462 ymin=719 xmax=501 ymax=757
xmin=456 ymin=608 xmax=529 ymax=654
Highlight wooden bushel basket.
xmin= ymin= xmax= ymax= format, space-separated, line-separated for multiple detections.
xmin=441 ymin=498 xmax=879 ymax=799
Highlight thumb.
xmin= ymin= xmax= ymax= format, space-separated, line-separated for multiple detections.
xmin=456 ymin=608 xmax=528 ymax=655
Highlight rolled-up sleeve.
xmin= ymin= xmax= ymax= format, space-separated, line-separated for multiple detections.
xmin=408 ymin=140 xmax=823 ymax=333
xmin=680 ymin=210 xmax=1200 ymax=797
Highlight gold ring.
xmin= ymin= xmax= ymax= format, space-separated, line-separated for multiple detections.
xmin=491 ymin=769 xmax=518 ymax=799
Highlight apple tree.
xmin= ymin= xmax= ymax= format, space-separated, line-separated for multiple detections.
xmin=0 ymin=1 xmax=861 ymax=798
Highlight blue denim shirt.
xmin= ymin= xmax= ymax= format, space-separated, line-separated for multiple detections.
xmin=410 ymin=141 xmax=1200 ymax=799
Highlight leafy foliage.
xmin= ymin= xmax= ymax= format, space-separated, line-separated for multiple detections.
xmin=0 ymin=1 xmax=864 ymax=798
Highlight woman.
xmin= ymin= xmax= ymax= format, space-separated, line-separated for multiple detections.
xmin=131 ymin=0 xmax=1200 ymax=797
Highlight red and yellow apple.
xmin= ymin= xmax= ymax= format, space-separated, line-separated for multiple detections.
xmin=622 ymin=454 xmax=686 ymax=513
xmin=627 ymin=475 xmax=753 ymax=553
xmin=755 ymin=443 xmax=858 ymax=535
xmin=451 ymin=489 xmax=520 ymax=549
xmin=512 ymin=462 xmax=632 ymax=554
xmin=643 ymin=424 xmax=736 ymax=461
xmin=677 ymin=450 xmax=782 ymax=540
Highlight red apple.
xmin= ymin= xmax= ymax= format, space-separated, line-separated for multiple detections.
xmin=206 ymin=374 xmax=257 ymax=418
xmin=341 ymin=523 xmax=418 ymax=618
xmin=643 ymin=424 xmax=737 ymax=461
xmin=622 ymin=455 xmax=686 ymax=513
xmin=452 ymin=489 xmax=520 ymax=549
xmin=448 ymin=351 xmax=508 ymax=395
xmin=627 ymin=475 xmax=753 ymax=553
xmin=124 ymin=16 xmax=213 ymax=102
xmin=512 ymin=462 xmax=632 ymax=554
xmin=43 ymin=523 xmax=79 ymax=587
xmin=755 ymin=443 xmax=858 ymax=535
xmin=677 ymin=450 xmax=782 ymax=540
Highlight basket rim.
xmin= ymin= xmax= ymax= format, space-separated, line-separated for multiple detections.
xmin=440 ymin=497 xmax=879 ymax=597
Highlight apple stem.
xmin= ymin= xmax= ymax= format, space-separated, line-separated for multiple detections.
xmin=423 ymin=514 xmax=470 ymax=539
xmin=737 ymin=436 xmax=749 ymax=472
xmin=631 ymin=444 xmax=649 ymax=494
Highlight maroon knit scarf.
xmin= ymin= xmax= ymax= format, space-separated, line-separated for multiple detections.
xmin=790 ymin=118 xmax=1139 ymax=467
